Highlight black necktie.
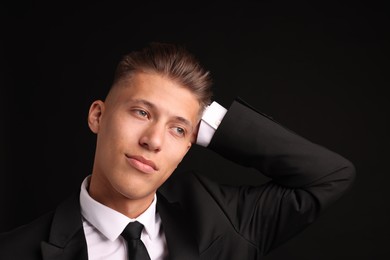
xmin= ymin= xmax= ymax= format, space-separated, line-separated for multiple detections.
xmin=121 ymin=221 xmax=151 ymax=260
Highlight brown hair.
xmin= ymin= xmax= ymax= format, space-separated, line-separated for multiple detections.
xmin=111 ymin=42 xmax=213 ymax=111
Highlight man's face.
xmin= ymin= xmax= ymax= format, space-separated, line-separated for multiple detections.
xmin=88 ymin=72 xmax=200 ymax=211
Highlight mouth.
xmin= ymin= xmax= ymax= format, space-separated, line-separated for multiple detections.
xmin=125 ymin=154 xmax=158 ymax=174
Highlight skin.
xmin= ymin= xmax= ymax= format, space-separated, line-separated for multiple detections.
xmin=87 ymin=72 xmax=200 ymax=218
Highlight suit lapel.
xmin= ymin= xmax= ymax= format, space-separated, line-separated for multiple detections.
xmin=41 ymin=192 xmax=88 ymax=260
xmin=158 ymin=172 xmax=230 ymax=259
xmin=157 ymin=192 xmax=199 ymax=260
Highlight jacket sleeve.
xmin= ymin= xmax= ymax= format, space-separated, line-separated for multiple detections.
xmin=206 ymin=98 xmax=356 ymax=255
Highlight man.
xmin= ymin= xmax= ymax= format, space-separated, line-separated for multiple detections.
xmin=0 ymin=42 xmax=355 ymax=259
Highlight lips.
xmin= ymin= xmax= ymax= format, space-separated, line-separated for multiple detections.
xmin=125 ymin=154 xmax=158 ymax=174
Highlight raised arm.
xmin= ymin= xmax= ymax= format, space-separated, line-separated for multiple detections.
xmin=203 ymin=98 xmax=356 ymax=255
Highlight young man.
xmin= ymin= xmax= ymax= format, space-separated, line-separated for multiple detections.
xmin=0 ymin=42 xmax=355 ymax=259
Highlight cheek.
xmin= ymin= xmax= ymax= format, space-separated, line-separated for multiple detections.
xmin=102 ymin=116 xmax=139 ymax=144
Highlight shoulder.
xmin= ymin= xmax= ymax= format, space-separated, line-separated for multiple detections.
xmin=159 ymin=170 xmax=244 ymax=210
xmin=159 ymin=170 xmax=215 ymax=196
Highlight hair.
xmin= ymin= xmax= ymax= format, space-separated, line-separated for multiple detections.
xmin=111 ymin=42 xmax=213 ymax=111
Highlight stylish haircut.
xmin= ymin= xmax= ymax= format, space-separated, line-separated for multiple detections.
xmin=111 ymin=42 xmax=213 ymax=111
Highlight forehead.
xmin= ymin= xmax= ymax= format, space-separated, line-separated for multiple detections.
xmin=108 ymin=72 xmax=201 ymax=122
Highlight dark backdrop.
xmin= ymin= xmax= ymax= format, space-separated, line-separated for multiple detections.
xmin=1 ymin=1 xmax=389 ymax=259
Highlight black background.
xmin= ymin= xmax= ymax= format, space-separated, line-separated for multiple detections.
xmin=1 ymin=1 xmax=389 ymax=259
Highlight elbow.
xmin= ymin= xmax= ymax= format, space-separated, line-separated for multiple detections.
xmin=343 ymin=159 xmax=357 ymax=189
xmin=332 ymin=158 xmax=356 ymax=198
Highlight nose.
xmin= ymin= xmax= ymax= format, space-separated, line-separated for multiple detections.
xmin=139 ymin=123 xmax=164 ymax=152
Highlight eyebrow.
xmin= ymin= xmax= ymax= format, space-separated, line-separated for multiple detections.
xmin=131 ymin=99 xmax=194 ymax=131
xmin=174 ymin=116 xmax=193 ymax=131
xmin=132 ymin=99 xmax=156 ymax=110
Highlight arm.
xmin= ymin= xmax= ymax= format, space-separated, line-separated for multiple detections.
xmin=199 ymin=98 xmax=356 ymax=255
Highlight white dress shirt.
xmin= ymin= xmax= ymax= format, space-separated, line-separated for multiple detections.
xmin=80 ymin=101 xmax=227 ymax=259
xmin=196 ymin=101 xmax=228 ymax=147
xmin=80 ymin=176 xmax=167 ymax=260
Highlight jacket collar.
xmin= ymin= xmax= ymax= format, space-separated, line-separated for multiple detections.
xmin=41 ymin=192 xmax=88 ymax=260
xmin=158 ymin=171 xmax=227 ymax=258
xmin=156 ymin=191 xmax=199 ymax=259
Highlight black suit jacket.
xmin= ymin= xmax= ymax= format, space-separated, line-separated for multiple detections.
xmin=0 ymin=99 xmax=356 ymax=259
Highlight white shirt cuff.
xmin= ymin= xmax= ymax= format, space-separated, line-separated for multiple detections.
xmin=196 ymin=101 xmax=227 ymax=147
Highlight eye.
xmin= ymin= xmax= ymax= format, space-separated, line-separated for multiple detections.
xmin=172 ymin=126 xmax=186 ymax=137
xmin=137 ymin=110 xmax=148 ymax=117
xmin=132 ymin=109 xmax=149 ymax=119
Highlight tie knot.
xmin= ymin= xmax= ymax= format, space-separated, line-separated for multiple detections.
xmin=122 ymin=221 xmax=144 ymax=241
xmin=121 ymin=221 xmax=151 ymax=260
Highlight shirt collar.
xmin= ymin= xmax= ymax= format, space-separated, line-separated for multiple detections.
xmin=79 ymin=175 xmax=158 ymax=241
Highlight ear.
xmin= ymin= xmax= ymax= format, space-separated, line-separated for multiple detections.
xmin=88 ymin=100 xmax=105 ymax=134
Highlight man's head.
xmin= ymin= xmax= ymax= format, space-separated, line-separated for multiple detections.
xmin=112 ymin=42 xmax=213 ymax=114
xmin=87 ymin=43 xmax=213 ymax=217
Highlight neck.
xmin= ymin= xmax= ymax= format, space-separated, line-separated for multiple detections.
xmin=88 ymin=175 xmax=155 ymax=219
